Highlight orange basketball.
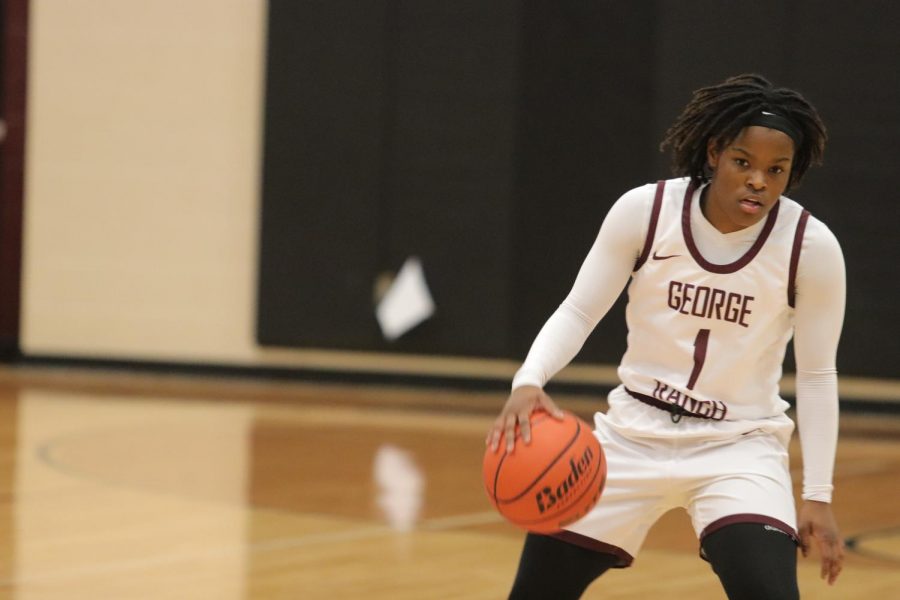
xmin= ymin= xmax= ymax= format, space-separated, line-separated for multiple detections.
xmin=483 ymin=410 xmax=607 ymax=534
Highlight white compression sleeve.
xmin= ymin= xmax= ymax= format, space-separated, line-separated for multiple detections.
xmin=792 ymin=217 xmax=846 ymax=503
xmin=512 ymin=185 xmax=651 ymax=390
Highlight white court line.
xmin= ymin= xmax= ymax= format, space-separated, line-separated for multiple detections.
xmin=419 ymin=510 xmax=504 ymax=530
xmin=0 ymin=510 xmax=505 ymax=586
xmin=252 ymin=510 xmax=503 ymax=553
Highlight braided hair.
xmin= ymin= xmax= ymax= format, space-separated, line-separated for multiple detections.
xmin=660 ymin=74 xmax=827 ymax=190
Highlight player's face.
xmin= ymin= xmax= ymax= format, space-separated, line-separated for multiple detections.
xmin=705 ymin=126 xmax=794 ymax=233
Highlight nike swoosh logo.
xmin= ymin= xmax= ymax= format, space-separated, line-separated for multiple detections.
xmin=652 ymin=251 xmax=680 ymax=260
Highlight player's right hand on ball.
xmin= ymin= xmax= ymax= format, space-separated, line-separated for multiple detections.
xmin=486 ymin=385 xmax=565 ymax=453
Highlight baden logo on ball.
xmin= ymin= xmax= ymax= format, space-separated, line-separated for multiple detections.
xmin=535 ymin=443 xmax=597 ymax=515
xmin=482 ymin=410 xmax=607 ymax=534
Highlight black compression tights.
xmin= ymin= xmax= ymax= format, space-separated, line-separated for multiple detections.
xmin=507 ymin=533 xmax=619 ymax=600
xmin=508 ymin=523 xmax=799 ymax=600
xmin=702 ymin=522 xmax=800 ymax=600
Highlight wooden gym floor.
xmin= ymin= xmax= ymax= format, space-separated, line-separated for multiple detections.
xmin=0 ymin=366 xmax=897 ymax=599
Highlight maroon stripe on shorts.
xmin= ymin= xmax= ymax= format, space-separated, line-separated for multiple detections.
xmin=551 ymin=530 xmax=635 ymax=568
xmin=787 ymin=209 xmax=811 ymax=308
xmin=699 ymin=513 xmax=799 ymax=545
xmin=633 ymin=180 xmax=665 ymax=272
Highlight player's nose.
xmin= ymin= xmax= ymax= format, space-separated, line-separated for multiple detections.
xmin=746 ymin=170 xmax=766 ymax=191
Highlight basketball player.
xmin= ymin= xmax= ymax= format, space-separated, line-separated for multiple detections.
xmin=486 ymin=74 xmax=845 ymax=599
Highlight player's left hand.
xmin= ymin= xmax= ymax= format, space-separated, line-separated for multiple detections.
xmin=798 ymin=500 xmax=844 ymax=585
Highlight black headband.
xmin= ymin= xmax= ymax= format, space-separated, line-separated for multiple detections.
xmin=746 ymin=110 xmax=803 ymax=148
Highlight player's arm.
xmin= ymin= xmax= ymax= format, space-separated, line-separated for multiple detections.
xmin=487 ymin=185 xmax=651 ymax=452
xmin=792 ymin=217 xmax=846 ymax=585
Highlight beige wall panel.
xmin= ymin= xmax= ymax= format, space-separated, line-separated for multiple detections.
xmin=22 ymin=0 xmax=267 ymax=363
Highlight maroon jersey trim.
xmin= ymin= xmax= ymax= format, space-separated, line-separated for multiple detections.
xmin=633 ymin=180 xmax=666 ymax=272
xmin=787 ymin=210 xmax=811 ymax=308
xmin=681 ymin=182 xmax=781 ymax=274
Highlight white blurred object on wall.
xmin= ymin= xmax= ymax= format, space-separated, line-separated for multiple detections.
xmin=375 ymin=257 xmax=435 ymax=341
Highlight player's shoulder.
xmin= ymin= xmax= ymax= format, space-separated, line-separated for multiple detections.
xmin=615 ymin=177 xmax=690 ymax=207
xmin=778 ymin=194 xmax=841 ymax=251
xmin=803 ymin=215 xmax=842 ymax=257
xmin=795 ymin=211 xmax=845 ymax=282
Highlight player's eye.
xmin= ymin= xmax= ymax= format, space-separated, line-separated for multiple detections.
xmin=769 ymin=166 xmax=785 ymax=175
xmin=733 ymin=158 xmax=749 ymax=168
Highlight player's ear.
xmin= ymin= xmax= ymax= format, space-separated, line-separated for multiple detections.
xmin=706 ymin=138 xmax=721 ymax=170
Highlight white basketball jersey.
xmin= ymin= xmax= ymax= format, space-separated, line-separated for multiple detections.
xmin=618 ymin=178 xmax=810 ymax=421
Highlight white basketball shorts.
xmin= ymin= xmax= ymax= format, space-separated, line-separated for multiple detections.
xmin=555 ymin=395 xmax=798 ymax=567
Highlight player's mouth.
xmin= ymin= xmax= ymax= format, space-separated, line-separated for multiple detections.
xmin=738 ymin=196 xmax=764 ymax=215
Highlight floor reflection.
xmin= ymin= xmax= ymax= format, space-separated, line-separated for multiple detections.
xmin=11 ymin=390 xmax=252 ymax=599
xmin=374 ymin=444 xmax=425 ymax=531
xmin=0 ymin=372 xmax=896 ymax=599
xmin=0 ymin=381 xmax=498 ymax=599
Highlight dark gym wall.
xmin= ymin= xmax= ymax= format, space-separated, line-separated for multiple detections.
xmin=258 ymin=1 xmax=899 ymax=378
xmin=257 ymin=1 xmax=388 ymax=350
xmin=785 ymin=2 xmax=900 ymax=377
xmin=383 ymin=1 xmax=520 ymax=356
xmin=258 ymin=0 xmax=521 ymax=357
xmin=510 ymin=2 xmax=656 ymax=360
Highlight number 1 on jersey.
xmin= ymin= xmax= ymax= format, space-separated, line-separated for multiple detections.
xmin=687 ymin=328 xmax=710 ymax=390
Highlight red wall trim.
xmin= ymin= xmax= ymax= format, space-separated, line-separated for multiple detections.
xmin=0 ymin=0 xmax=28 ymax=358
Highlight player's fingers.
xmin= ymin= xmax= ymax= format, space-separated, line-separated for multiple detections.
xmin=830 ymin=544 xmax=845 ymax=585
xmin=821 ymin=553 xmax=842 ymax=584
xmin=819 ymin=536 xmax=844 ymax=584
xmin=826 ymin=556 xmax=843 ymax=585
xmin=488 ymin=412 xmax=513 ymax=452
xmin=815 ymin=533 xmax=835 ymax=578
xmin=486 ymin=424 xmax=501 ymax=450
xmin=504 ymin=414 xmax=519 ymax=452
xmin=518 ymin=412 xmax=532 ymax=445
xmin=485 ymin=419 xmax=497 ymax=445
xmin=798 ymin=526 xmax=810 ymax=557
xmin=539 ymin=395 xmax=565 ymax=419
